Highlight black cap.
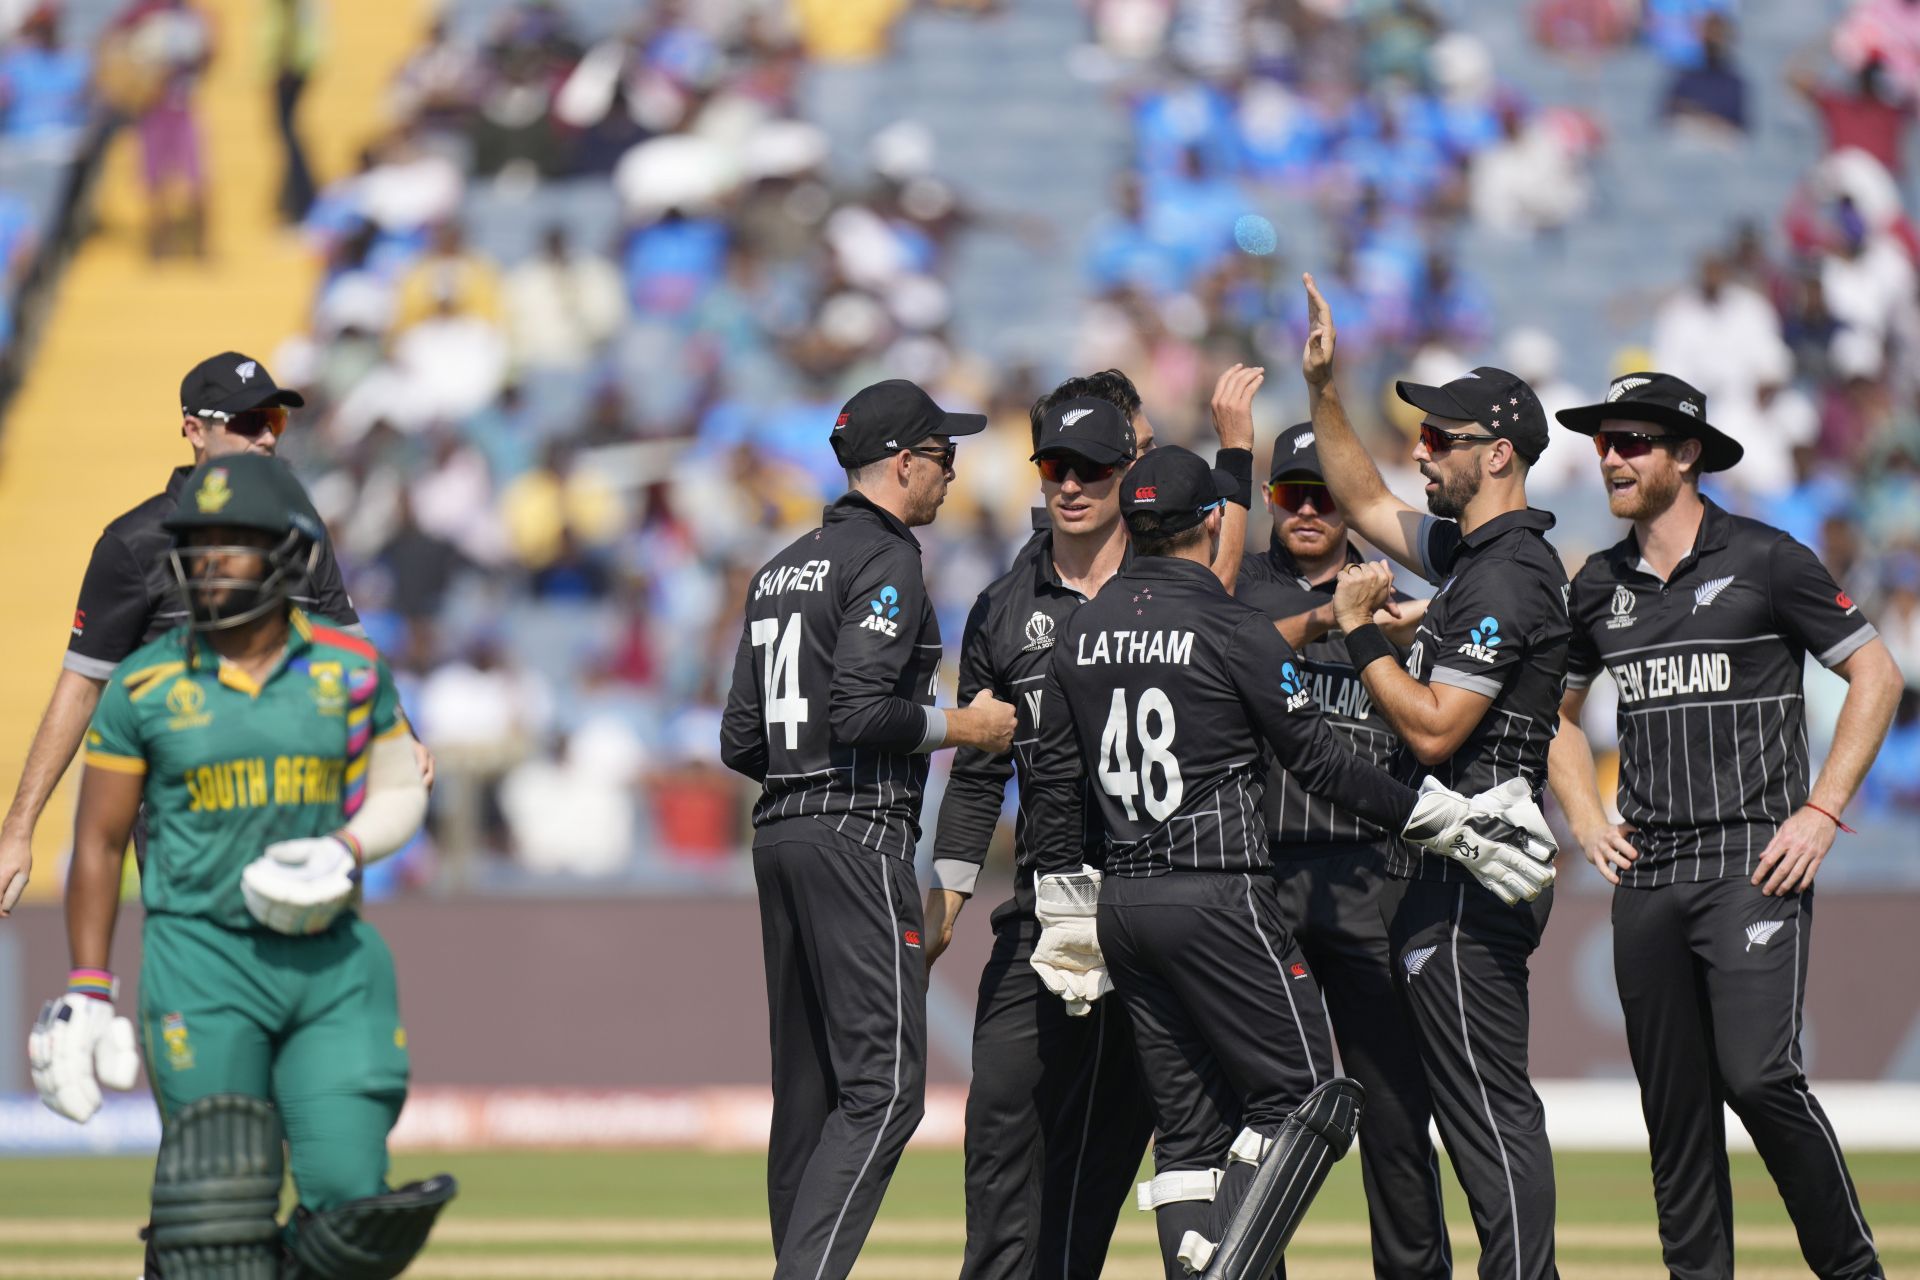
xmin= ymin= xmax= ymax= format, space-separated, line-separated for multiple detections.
xmin=1120 ymin=445 xmax=1237 ymax=535
xmin=163 ymin=453 xmax=325 ymax=543
xmin=1269 ymin=421 xmax=1322 ymax=481
xmin=180 ymin=351 xmax=306 ymax=418
xmin=1395 ymin=366 xmax=1549 ymax=463
xmin=829 ymin=378 xmax=987 ymax=468
xmin=1032 ymin=397 xmax=1136 ymax=464
xmin=1554 ymin=371 xmax=1744 ymax=472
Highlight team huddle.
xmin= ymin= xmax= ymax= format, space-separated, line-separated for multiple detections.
xmin=724 ymin=276 xmax=1901 ymax=1280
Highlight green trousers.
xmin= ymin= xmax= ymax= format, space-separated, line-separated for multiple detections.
xmin=139 ymin=912 xmax=411 ymax=1214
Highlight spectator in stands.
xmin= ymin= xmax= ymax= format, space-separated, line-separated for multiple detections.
xmin=1661 ymin=12 xmax=1748 ymax=138
xmin=505 ymin=225 xmax=626 ymax=369
xmin=265 ymin=0 xmax=317 ymax=222
xmin=397 ymin=219 xmax=502 ymax=328
xmin=1652 ymin=253 xmax=1787 ymax=430
xmin=1791 ymin=54 xmax=1913 ymax=178
xmin=791 ymin=0 xmax=906 ymax=62
xmin=387 ymin=17 xmax=481 ymax=139
xmin=109 ymin=0 xmax=213 ymax=259
xmin=1470 ymin=102 xmax=1590 ymax=236
xmin=377 ymin=489 xmax=467 ymax=621
xmin=0 ymin=4 xmax=89 ymax=149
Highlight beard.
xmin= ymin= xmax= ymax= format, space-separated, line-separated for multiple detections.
xmin=1607 ymin=463 xmax=1683 ymax=520
xmin=1424 ymin=465 xmax=1480 ymax=520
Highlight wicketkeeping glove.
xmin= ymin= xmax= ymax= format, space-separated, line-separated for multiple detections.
xmin=1030 ymin=869 xmax=1111 ymax=1016
xmin=1401 ymin=777 xmax=1558 ymax=905
xmin=241 ymin=836 xmax=358 ymax=936
xmin=29 ymin=993 xmax=140 ymax=1123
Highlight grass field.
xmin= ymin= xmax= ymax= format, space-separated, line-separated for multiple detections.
xmin=0 ymin=1148 xmax=1914 ymax=1277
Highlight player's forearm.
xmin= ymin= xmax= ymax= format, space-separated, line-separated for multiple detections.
xmin=1275 ymin=604 xmax=1336 ymax=649
xmin=2 ymin=671 xmax=105 ymax=839
xmin=1809 ymin=641 xmax=1902 ymax=815
xmin=1209 ymin=500 xmax=1247 ymax=592
xmin=1547 ymin=717 xmax=1612 ymax=841
xmin=65 ymin=831 xmax=124 ymax=972
xmin=1353 ymin=655 xmax=1456 ymax=763
xmin=339 ymin=735 xmax=428 ymax=864
xmin=831 ymin=692 xmax=936 ymax=753
xmin=930 ymin=763 xmax=1008 ymax=894
xmin=1307 ymin=382 xmax=1396 ymax=544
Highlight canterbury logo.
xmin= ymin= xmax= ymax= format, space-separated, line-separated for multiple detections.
xmin=1745 ymin=921 xmax=1785 ymax=951
xmin=1061 ymin=408 xmax=1094 ymax=427
xmin=1693 ymin=575 xmax=1735 ymax=614
xmin=1404 ymin=945 xmax=1438 ymax=976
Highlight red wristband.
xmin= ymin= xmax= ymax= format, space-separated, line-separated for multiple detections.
xmin=1804 ymin=803 xmax=1855 ymax=834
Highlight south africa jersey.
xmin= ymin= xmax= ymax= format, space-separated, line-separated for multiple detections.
xmin=84 ymin=609 xmax=405 ymax=929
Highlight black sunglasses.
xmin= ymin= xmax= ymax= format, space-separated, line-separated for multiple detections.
xmin=1037 ymin=454 xmax=1124 ymax=484
xmin=908 ymin=443 xmax=957 ymax=468
xmin=1593 ymin=430 xmax=1682 ymax=460
xmin=195 ymin=406 xmax=288 ymax=439
xmin=1418 ymin=422 xmax=1497 ymax=456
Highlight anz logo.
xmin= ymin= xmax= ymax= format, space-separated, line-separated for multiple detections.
xmin=1457 ymin=616 xmax=1503 ymax=664
xmin=862 ymin=585 xmax=902 ymax=637
xmin=1279 ymin=661 xmax=1313 ymax=712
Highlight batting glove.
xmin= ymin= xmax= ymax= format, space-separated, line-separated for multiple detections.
xmin=241 ymin=836 xmax=358 ymax=936
xmin=29 ymin=991 xmax=139 ymax=1123
xmin=1030 ymin=869 xmax=1111 ymax=1016
xmin=1402 ymin=777 xmax=1558 ymax=905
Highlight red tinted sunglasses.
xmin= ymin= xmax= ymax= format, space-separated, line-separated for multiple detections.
xmin=195 ymin=406 xmax=288 ymax=439
xmin=1417 ymin=422 xmax=1496 ymax=456
xmin=1037 ymin=455 xmax=1121 ymax=484
xmin=1593 ymin=429 xmax=1680 ymax=460
xmin=1268 ymin=479 xmax=1336 ymax=513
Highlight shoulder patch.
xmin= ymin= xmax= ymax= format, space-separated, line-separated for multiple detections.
xmin=123 ymin=661 xmax=188 ymax=702
xmin=309 ymin=625 xmax=378 ymax=661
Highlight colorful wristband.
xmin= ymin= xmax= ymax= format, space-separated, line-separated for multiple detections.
xmin=1344 ymin=623 xmax=1396 ymax=672
xmin=335 ymin=830 xmax=365 ymax=867
xmin=1805 ymin=803 xmax=1856 ymax=834
xmin=1215 ymin=448 xmax=1255 ymax=508
xmin=67 ymin=968 xmax=115 ymax=1001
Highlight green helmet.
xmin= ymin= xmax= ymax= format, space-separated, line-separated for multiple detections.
xmin=164 ymin=455 xmax=326 ymax=632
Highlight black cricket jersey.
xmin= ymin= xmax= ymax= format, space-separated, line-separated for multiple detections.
xmin=721 ymin=491 xmax=945 ymax=860
xmin=1026 ymin=555 xmax=1418 ymax=879
xmin=1385 ymin=508 xmax=1572 ymax=882
xmin=1566 ymin=498 xmax=1878 ymax=886
xmin=930 ymin=530 xmax=1121 ymax=907
xmin=1237 ymin=536 xmax=1415 ymax=854
xmin=66 ymin=465 xmax=359 ymax=681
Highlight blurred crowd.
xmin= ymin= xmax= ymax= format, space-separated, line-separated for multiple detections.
xmin=12 ymin=0 xmax=1884 ymax=884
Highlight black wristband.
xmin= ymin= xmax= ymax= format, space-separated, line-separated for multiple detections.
xmin=1344 ymin=622 xmax=1396 ymax=672
xmin=1215 ymin=447 xmax=1254 ymax=508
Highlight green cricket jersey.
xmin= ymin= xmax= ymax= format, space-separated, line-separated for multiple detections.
xmin=85 ymin=608 xmax=406 ymax=930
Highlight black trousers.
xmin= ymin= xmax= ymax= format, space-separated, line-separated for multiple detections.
xmin=754 ymin=834 xmax=927 ymax=1280
xmin=960 ymin=905 xmax=1156 ymax=1280
xmin=1612 ymin=878 xmax=1882 ymax=1280
xmin=1101 ymin=871 xmax=1336 ymax=1280
xmin=1384 ymin=876 xmax=1557 ymax=1280
xmin=1273 ymin=848 xmax=1451 ymax=1280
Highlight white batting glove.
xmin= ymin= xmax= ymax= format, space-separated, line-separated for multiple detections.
xmin=29 ymin=994 xmax=140 ymax=1123
xmin=1030 ymin=869 xmax=1111 ymax=1016
xmin=241 ymin=836 xmax=358 ymax=936
xmin=1402 ymin=777 xmax=1558 ymax=905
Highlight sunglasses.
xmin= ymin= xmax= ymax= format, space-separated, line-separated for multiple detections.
xmin=1037 ymin=455 xmax=1123 ymax=484
xmin=1593 ymin=429 xmax=1681 ymax=460
xmin=1268 ymin=479 xmax=1336 ymax=513
xmin=195 ymin=406 xmax=288 ymax=439
xmin=1417 ymin=422 xmax=1496 ymax=456
xmin=908 ymin=443 xmax=957 ymax=469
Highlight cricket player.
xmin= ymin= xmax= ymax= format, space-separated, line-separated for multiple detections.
xmin=720 ymin=379 xmax=1017 ymax=1280
xmin=928 ymin=364 xmax=1263 ymax=1280
xmin=1299 ymin=273 xmax=1570 ymax=1279
xmin=1547 ymin=372 xmax=1900 ymax=1280
xmin=1023 ymin=444 xmax=1555 ymax=1280
xmin=1235 ymin=422 xmax=1451 ymax=1279
xmin=27 ymin=453 xmax=453 ymax=1278
xmin=0 ymin=351 xmax=429 ymax=917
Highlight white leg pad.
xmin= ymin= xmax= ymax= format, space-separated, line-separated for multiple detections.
xmin=1136 ymin=1168 xmax=1223 ymax=1211
xmin=1178 ymin=1229 xmax=1218 ymax=1274
xmin=1227 ymin=1126 xmax=1274 ymax=1166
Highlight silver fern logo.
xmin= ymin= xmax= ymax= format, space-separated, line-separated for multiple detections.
xmin=1404 ymin=945 xmax=1439 ymax=976
xmin=1745 ymin=921 xmax=1785 ymax=952
xmin=1693 ymin=575 xmax=1735 ymax=614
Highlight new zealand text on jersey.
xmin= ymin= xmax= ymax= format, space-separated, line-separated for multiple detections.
xmin=1075 ymin=628 xmax=1195 ymax=666
xmin=755 ymin=559 xmax=832 ymax=600
xmin=1611 ymin=650 xmax=1733 ymax=704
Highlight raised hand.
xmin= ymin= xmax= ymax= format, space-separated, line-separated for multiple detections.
xmin=1302 ymin=273 xmax=1337 ymax=389
xmin=1210 ymin=363 xmax=1265 ymax=452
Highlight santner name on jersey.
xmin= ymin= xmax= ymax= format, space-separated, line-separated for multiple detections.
xmin=1075 ymin=629 xmax=1195 ymax=666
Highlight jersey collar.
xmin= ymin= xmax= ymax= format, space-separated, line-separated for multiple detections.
xmin=1030 ymin=528 xmax=1137 ymax=597
xmin=1605 ymin=495 xmax=1732 ymax=579
xmin=1262 ymin=530 xmax=1362 ymax=588
xmin=1123 ymin=554 xmax=1224 ymax=588
xmin=185 ymin=607 xmax=314 ymax=695
xmin=1459 ymin=505 xmax=1556 ymax=550
xmin=826 ymin=490 xmax=922 ymax=549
